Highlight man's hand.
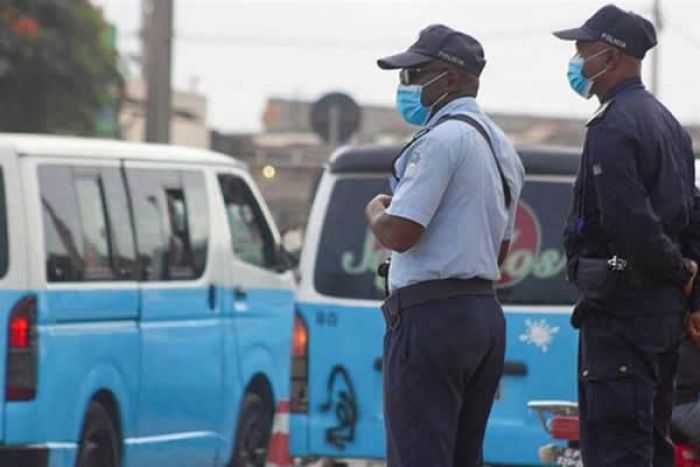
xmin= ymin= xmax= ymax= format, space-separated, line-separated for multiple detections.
xmin=370 ymin=194 xmax=392 ymax=209
xmin=365 ymin=194 xmax=424 ymax=252
xmin=687 ymin=311 xmax=700 ymax=345
xmin=365 ymin=194 xmax=392 ymax=222
xmin=683 ymin=259 xmax=698 ymax=298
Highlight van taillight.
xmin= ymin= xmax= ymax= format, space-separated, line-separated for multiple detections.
xmin=550 ymin=415 xmax=580 ymax=441
xmin=290 ymin=311 xmax=308 ymax=413
xmin=6 ymin=295 xmax=37 ymax=401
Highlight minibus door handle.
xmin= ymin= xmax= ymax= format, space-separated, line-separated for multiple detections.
xmin=208 ymin=284 xmax=217 ymax=310
xmin=234 ymin=286 xmax=247 ymax=301
xmin=503 ymin=361 xmax=528 ymax=377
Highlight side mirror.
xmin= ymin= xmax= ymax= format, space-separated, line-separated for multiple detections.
xmin=275 ymin=244 xmax=299 ymax=273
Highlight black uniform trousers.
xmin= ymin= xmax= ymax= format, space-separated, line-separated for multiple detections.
xmin=383 ymin=294 xmax=505 ymax=467
xmin=578 ymin=308 xmax=685 ymax=467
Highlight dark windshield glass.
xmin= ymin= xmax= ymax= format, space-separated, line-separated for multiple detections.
xmin=315 ymin=177 xmax=390 ymax=301
xmin=314 ymin=176 xmax=577 ymax=305
xmin=496 ymin=179 xmax=578 ymax=305
xmin=0 ymin=170 xmax=7 ymax=279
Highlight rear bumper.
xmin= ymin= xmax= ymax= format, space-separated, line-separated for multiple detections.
xmin=0 ymin=445 xmax=49 ymax=467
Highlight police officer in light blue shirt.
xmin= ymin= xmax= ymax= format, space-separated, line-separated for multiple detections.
xmin=365 ymin=24 xmax=525 ymax=467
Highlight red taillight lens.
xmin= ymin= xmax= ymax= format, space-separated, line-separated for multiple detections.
xmin=290 ymin=311 xmax=308 ymax=413
xmin=676 ymin=444 xmax=700 ymax=467
xmin=292 ymin=314 xmax=308 ymax=358
xmin=10 ymin=314 xmax=29 ymax=348
xmin=550 ymin=415 xmax=580 ymax=441
xmin=6 ymin=295 xmax=38 ymax=401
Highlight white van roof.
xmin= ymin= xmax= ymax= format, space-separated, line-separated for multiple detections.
xmin=0 ymin=133 xmax=245 ymax=168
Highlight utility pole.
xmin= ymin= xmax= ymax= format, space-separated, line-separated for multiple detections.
xmin=650 ymin=0 xmax=662 ymax=96
xmin=142 ymin=0 xmax=173 ymax=143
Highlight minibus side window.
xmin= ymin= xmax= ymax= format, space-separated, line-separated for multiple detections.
xmin=218 ymin=174 xmax=276 ymax=269
xmin=41 ymin=165 xmax=141 ymax=282
xmin=74 ymin=176 xmax=113 ymax=280
xmin=127 ymin=168 xmax=209 ymax=281
xmin=40 ymin=166 xmax=86 ymax=282
xmin=101 ymin=168 xmax=138 ymax=280
xmin=184 ymin=171 xmax=209 ymax=277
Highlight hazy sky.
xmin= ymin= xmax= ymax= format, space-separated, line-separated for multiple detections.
xmin=93 ymin=0 xmax=700 ymax=133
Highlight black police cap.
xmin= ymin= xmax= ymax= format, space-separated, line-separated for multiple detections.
xmin=377 ymin=24 xmax=486 ymax=76
xmin=553 ymin=4 xmax=657 ymax=59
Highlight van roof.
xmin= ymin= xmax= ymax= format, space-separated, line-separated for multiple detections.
xmin=328 ymin=144 xmax=581 ymax=176
xmin=0 ymin=133 xmax=245 ymax=168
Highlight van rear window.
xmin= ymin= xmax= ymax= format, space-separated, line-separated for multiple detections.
xmin=314 ymin=176 xmax=578 ymax=305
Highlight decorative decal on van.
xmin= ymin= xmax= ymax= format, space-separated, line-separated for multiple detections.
xmin=320 ymin=365 xmax=358 ymax=450
xmin=499 ymin=202 xmax=567 ymax=288
xmin=519 ymin=319 xmax=560 ymax=353
xmin=341 ymin=233 xmax=389 ymax=293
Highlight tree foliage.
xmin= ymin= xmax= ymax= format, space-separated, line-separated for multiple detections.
xmin=0 ymin=0 xmax=122 ymax=135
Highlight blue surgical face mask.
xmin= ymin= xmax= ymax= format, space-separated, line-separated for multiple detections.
xmin=567 ymin=49 xmax=610 ymax=99
xmin=395 ymin=71 xmax=448 ymax=126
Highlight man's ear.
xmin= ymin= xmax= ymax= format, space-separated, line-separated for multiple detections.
xmin=606 ymin=48 xmax=623 ymax=70
xmin=446 ymin=69 xmax=460 ymax=93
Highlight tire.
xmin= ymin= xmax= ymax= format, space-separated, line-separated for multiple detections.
xmin=76 ymin=401 xmax=120 ymax=467
xmin=230 ymin=393 xmax=274 ymax=467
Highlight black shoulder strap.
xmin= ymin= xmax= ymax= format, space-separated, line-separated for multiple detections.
xmin=391 ymin=114 xmax=513 ymax=209
xmin=438 ymin=114 xmax=512 ymax=208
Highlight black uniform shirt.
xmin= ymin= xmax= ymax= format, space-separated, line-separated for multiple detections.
xmin=564 ymin=78 xmax=700 ymax=310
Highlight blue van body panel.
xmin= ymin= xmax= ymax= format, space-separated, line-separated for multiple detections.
xmin=41 ymin=289 xmax=139 ymax=323
xmin=5 ymin=324 xmax=139 ymax=444
xmin=485 ymin=310 xmax=578 ymax=465
xmin=232 ymin=288 xmax=295 ymax=402
xmin=0 ymin=285 xmax=292 ymax=466
xmin=296 ymin=302 xmax=385 ymax=459
xmin=292 ymin=301 xmax=578 ymax=464
xmin=290 ymin=414 xmax=310 ymax=455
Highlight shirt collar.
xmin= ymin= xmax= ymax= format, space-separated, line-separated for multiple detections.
xmin=426 ymin=97 xmax=481 ymax=128
xmin=602 ymin=77 xmax=644 ymax=103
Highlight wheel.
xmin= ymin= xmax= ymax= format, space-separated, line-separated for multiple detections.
xmin=230 ymin=393 xmax=273 ymax=467
xmin=76 ymin=401 xmax=120 ymax=467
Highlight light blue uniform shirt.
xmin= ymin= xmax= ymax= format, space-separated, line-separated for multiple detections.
xmin=386 ymin=97 xmax=525 ymax=290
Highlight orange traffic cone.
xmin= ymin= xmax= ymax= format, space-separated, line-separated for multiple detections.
xmin=266 ymin=400 xmax=293 ymax=467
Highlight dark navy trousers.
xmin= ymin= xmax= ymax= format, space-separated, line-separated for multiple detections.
xmin=382 ymin=294 xmax=505 ymax=467
xmin=578 ymin=309 xmax=685 ymax=467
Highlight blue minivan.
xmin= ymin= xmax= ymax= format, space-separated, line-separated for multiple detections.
xmin=291 ymin=144 xmax=581 ymax=465
xmin=0 ymin=134 xmax=296 ymax=467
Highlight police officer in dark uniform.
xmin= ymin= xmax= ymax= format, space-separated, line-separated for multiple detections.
xmin=555 ymin=4 xmax=700 ymax=466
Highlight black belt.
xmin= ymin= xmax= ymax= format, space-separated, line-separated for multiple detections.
xmin=381 ymin=278 xmax=494 ymax=331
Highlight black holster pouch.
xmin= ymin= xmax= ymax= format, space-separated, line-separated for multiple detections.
xmin=377 ymin=258 xmax=391 ymax=298
xmin=572 ymin=257 xmax=620 ymax=303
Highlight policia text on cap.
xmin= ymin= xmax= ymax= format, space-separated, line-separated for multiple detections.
xmin=555 ymin=4 xmax=700 ymax=467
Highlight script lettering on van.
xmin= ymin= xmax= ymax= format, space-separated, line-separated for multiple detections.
xmin=341 ymin=233 xmax=389 ymax=293
xmin=339 ymin=201 xmax=565 ymax=291
xmin=499 ymin=202 xmax=567 ymax=288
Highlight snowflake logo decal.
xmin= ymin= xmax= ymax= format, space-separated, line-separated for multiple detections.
xmin=519 ymin=319 xmax=560 ymax=353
